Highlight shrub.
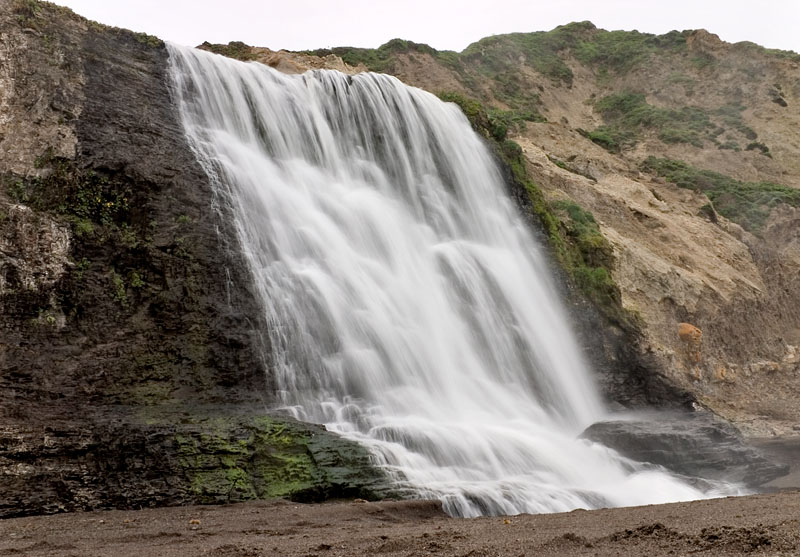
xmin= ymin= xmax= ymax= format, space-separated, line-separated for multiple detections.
xmin=585 ymin=126 xmax=634 ymax=152
xmin=306 ymin=39 xmax=437 ymax=73
xmin=588 ymin=92 xmax=713 ymax=151
xmin=199 ymin=41 xmax=255 ymax=61
xmin=586 ymin=93 xmax=765 ymax=152
xmin=574 ymin=29 xmax=687 ymax=75
xmin=550 ymin=200 xmax=619 ymax=311
xmin=717 ymin=140 xmax=740 ymax=151
xmin=713 ymin=105 xmax=758 ymax=140
xmin=745 ymin=142 xmax=771 ymax=157
xmin=641 ymin=157 xmax=800 ymax=231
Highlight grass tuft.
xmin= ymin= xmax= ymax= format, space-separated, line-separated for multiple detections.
xmin=641 ymin=157 xmax=800 ymax=231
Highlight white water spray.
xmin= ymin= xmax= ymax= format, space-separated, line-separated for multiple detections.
xmin=168 ymin=45 xmax=735 ymax=516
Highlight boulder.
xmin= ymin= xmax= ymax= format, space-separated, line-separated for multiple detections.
xmin=581 ymin=411 xmax=789 ymax=487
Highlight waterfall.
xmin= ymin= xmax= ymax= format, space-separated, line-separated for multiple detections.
xmin=167 ymin=44 xmax=734 ymax=516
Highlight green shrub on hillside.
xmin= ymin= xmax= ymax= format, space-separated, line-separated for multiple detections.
xmin=714 ymin=105 xmax=757 ymax=140
xmin=574 ymin=29 xmax=687 ymax=75
xmin=501 ymin=140 xmax=620 ymax=310
xmin=587 ymin=93 xmax=766 ymax=152
xmin=745 ymin=141 xmax=772 ymax=157
xmin=437 ymin=91 xmax=629 ymax=325
xmin=462 ymin=22 xmax=687 ymax=88
xmin=462 ymin=27 xmax=582 ymax=84
xmin=641 ymin=157 xmax=800 ymax=231
xmin=588 ymin=92 xmax=713 ymax=150
xmin=305 ymin=25 xmax=696 ymax=137
xmin=198 ymin=41 xmax=255 ymax=61
xmin=307 ymin=39 xmax=436 ymax=73
xmin=488 ymin=107 xmax=546 ymax=136
xmin=732 ymin=41 xmax=800 ymax=62
xmin=437 ymin=92 xmax=543 ymax=139
xmin=550 ymin=197 xmax=620 ymax=316
xmin=551 ymin=200 xmax=614 ymax=266
xmin=583 ymin=126 xmax=636 ymax=153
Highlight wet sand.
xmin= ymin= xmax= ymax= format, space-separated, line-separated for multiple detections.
xmin=2 ymin=490 xmax=800 ymax=556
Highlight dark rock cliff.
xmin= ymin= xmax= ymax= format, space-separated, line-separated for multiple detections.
xmin=0 ymin=1 xmax=386 ymax=517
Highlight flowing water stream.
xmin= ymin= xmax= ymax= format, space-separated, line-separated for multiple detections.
xmin=167 ymin=44 xmax=736 ymax=516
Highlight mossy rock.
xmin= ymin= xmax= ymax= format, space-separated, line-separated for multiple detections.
xmin=171 ymin=414 xmax=391 ymax=504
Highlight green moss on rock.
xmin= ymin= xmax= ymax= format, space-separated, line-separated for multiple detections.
xmin=172 ymin=415 xmax=389 ymax=504
xmin=439 ymin=92 xmax=633 ymax=327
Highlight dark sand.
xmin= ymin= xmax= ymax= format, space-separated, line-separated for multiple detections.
xmin=2 ymin=490 xmax=800 ymax=556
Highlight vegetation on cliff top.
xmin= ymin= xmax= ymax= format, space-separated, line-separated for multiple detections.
xmin=199 ymin=41 xmax=256 ymax=61
xmin=210 ymin=24 xmax=794 ymax=162
xmin=307 ymin=38 xmax=440 ymax=73
xmin=584 ymin=93 xmax=766 ymax=153
xmin=462 ymin=22 xmax=688 ymax=87
xmin=11 ymin=0 xmax=163 ymax=46
xmin=302 ymin=24 xmax=691 ymax=118
xmin=642 ymin=157 xmax=800 ymax=232
xmin=439 ymin=91 xmax=629 ymax=327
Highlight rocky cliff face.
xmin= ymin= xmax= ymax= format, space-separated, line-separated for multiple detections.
xmin=225 ymin=24 xmax=800 ymax=436
xmin=0 ymin=1 xmax=386 ymax=517
xmin=503 ymin=29 xmax=800 ymax=437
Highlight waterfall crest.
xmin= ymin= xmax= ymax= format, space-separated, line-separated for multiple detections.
xmin=167 ymin=44 xmax=734 ymax=516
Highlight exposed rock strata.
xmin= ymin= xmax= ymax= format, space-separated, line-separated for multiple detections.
xmin=0 ymin=410 xmax=388 ymax=518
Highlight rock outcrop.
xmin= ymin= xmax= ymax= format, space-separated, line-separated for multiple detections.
xmin=582 ymin=412 xmax=789 ymax=486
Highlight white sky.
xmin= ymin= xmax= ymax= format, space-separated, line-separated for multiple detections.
xmin=50 ymin=0 xmax=800 ymax=54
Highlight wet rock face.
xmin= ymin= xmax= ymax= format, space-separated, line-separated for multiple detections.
xmin=0 ymin=411 xmax=390 ymax=518
xmin=0 ymin=2 xmax=269 ymax=414
xmin=0 ymin=204 xmax=70 ymax=294
xmin=0 ymin=2 xmax=386 ymax=516
xmin=581 ymin=412 xmax=790 ymax=487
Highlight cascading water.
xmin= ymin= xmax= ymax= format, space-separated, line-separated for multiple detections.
xmin=167 ymin=44 xmax=737 ymax=516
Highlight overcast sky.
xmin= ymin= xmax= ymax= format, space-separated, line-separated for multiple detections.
xmin=50 ymin=0 xmax=800 ymax=54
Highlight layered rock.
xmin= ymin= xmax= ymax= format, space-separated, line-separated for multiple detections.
xmin=0 ymin=410 xmax=387 ymax=518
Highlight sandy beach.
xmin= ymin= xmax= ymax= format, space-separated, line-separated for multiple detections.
xmin=1 ymin=489 xmax=799 ymax=556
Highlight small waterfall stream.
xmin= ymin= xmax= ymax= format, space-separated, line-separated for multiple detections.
xmin=167 ymin=44 xmax=735 ymax=516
